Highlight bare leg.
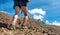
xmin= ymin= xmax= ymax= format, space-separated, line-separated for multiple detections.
xmin=21 ymin=6 xmax=34 ymax=29
xmin=21 ymin=6 xmax=28 ymax=25
xmin=11 ymin=6 xmax=20 ymax=26
xmin=8 ymin=6 xmax=20 ymax=29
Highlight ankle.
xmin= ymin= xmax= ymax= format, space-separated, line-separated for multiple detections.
xmin=12 ymin=15 xmax=18 ymax=26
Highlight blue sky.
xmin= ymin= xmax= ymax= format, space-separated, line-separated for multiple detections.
xmin=0 ymin=0 xmax=60 ymax=26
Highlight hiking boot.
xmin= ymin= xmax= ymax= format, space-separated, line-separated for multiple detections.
xmin=20 ymin=24 xmax=27 ymax=30
xmin=28 ymin=26 xmax=35 ymax=30
xmin=7 ymin=24 xmax=16 ymax=30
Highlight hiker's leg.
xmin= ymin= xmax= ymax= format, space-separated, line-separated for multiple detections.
xmin=21 ymin=6 xmax=33 ymax=29
xmin=11 ymin=6 xmax=20 ymax=26
xmin=21 ymin=6 xmax=28 ymax=25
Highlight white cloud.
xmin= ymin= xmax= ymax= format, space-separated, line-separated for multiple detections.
xmin=52 ymin=21 xmax=60 ymax=26
xmin=45 ymin=20 xmax=60 ymax=26
xmin=0 ymin=11 xmax=14 ymax=16
xmin=0 ymin=11 xmax=9 ymax=14
xmin=33 ymin=15 xmax=44 ymax=21
xmin=29 ymin=8 xmax=46 ymax=16
xmin=45 ymin=20 xmax=51 ymax=24
xmin=28 ymin=8 xmax=46 ymax=21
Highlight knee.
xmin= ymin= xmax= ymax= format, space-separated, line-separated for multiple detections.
xmin=15 ymin=13 xmax=19 ymax=15
xmin=14 ymin=14 xmax=19 ymax=18
xmin=24 ymin=14 xmax=28 ymax=16
xmin=15 ymin=6 xmax=20 ymax=15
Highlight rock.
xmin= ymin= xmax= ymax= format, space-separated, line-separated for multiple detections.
xmin=51 ymin=32 xmax=56 ymax=35
xmin=48 ymin=30 xmax=53 ymax=34
xmin=43 ymin=33 xmax=48 ymax=35
xmin=0 ymin=12 xmax=60 ymax=35
xmin=35 ymin=32 xmax=43 ymax=35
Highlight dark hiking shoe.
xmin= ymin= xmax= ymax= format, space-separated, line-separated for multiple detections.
xmin=7 ymin=24 xmax=16 ymax=30
xmin=20 ymin=24 xmax=28 ymax=30
xmin=28 ymin=26 xmax=35 ymax=30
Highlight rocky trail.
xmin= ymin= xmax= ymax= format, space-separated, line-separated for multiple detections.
xmin=0 ymin=12 xmax=60 ymax=35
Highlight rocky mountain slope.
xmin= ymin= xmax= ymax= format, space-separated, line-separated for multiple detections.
xmin=0 ymin=12 xmax=60 ymax=35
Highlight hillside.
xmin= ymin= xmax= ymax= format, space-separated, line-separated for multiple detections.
xmin=0 ymin=12 xmax=60 ymax=35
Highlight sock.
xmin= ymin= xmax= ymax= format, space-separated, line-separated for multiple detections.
xmin=12 ymin=15 xmax=18 ymax=26
xmin=23 ymin=16 xmax=28 ymax=25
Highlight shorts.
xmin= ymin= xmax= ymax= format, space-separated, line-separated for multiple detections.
xmin=13 ymin=1 xmax=27 ymax=9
